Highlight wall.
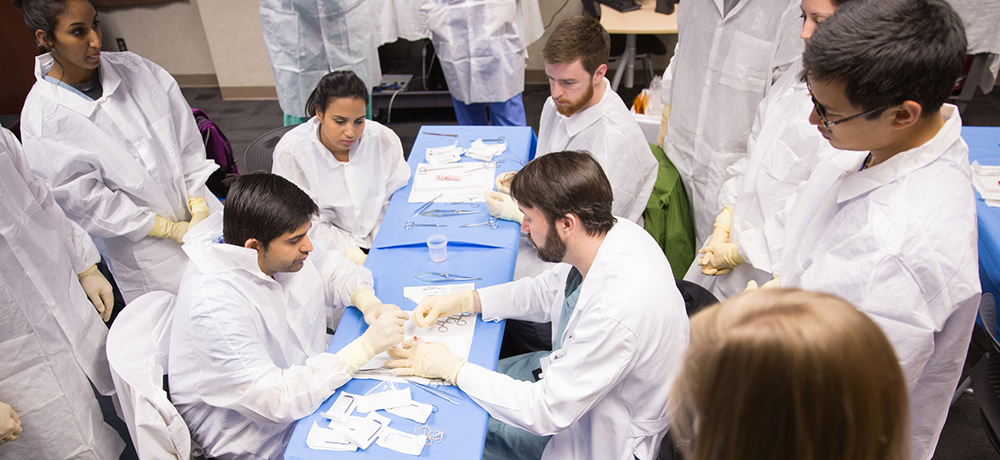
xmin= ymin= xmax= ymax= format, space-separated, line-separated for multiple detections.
xmin=194 ymin=0 xmax=276 ymax=99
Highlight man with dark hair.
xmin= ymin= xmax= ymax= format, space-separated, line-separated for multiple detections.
xmin=777 ymin=1 xmax=977 ymax=459
xmin=168 ymin=173 xmax=408 ymax=459
xmin=388 ymin=152 xmax=689 ymax=460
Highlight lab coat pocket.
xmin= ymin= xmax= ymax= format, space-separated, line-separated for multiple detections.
xmin=628 ymin=416 xmax=670 ymax=459
xmin=718 ymin=32 xmax=773 ymax=92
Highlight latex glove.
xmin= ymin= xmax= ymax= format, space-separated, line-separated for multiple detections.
xmin=334 ymin=310 xmax=409 ymax=374
xmin=386 ymin=340 xmax=466 ymax=384
xmin=351 ymin=286 xmax=400 ymax=325
xmin=411 ymin=290 xmax=475 ymax=328
xmin=656 ymin=104 xmax=671 ymax=148
xmin=708 ymin=207 xmax=734 ymax=246
xmin=0 ymin=401 xmax=21 ymax=447
xmin=188 ymin=197 xmax=210 ymax=229
xmin=495 ymin=171 xmax=517 ymax=195
xmin=346 ymin=246 xmax=368 ymax=266
xmin=744 ymin=276 xmax=780 ymax=292
xmin=78 ymin=265 xmax=114 ymax=322
xmin=484 ymin=191 xmax=523 ymax=223
xmin=698 ymin=242 xmax=744 ymax=276
xmin=148 ymin=215 xmax=190 ymax=244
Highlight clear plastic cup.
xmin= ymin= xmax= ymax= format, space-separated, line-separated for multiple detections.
xmin=427 ymin=234 xmax=447 ymax=262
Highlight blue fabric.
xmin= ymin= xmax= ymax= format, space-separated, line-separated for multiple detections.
xmin=553 ymin=268 xmax=583 ymax=350
xmin=962 ymin=126 xmax=1000 ymax=338
xmin=284 ymin=113 xmax=310 ymax=126
xmin=283 ymin=126 xmax=535 ymax=459
xmin=43 ymin=67 xmax=102 ymax=101
xmin=452 ymin=94 xmax=527 ymax=127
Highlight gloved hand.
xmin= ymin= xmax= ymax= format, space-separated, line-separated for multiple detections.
xmin=78 ymin=265 xmax=114 ymax=322
xmin=411 ymin=290 xmax=475 ymax=328
xmin=484 ymin=191 xmax=523 ymax=223
xmin=708 ymin=207 xmax=734 ymax=246
xmin=744 ymin=276 xmax=780 ymax=292
xmin=188 ymin=197 xmax=210 ymax=229
xmin=0 ymin=401 xmax=21 ymax=447
xmin=386 ymin=340 xmax=466 ymax=384
xmin=351 ymin=286 xmax=400 ymax=325
xmin=334 ymin=310 xmax=409 ymax=374
xmin=148 ymin=215 xmax=190 ymax=244
xmin=346 ymin=246 xmax=368 ymax=266
xmin=494 ymin=171 xmax=517 ymax=195
xmin=697 ymin=242 xmax=744 ymax=276
xmin=656 ymin=104 xmax=671 ymax=148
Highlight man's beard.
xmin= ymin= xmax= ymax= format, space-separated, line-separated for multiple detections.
xmin=527 ymin=222 xmax=567 ymax=263
xmin=554 ymin=80 xmax=595 ymax=117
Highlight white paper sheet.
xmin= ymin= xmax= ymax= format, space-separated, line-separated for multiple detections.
xmin=973 ymin=161 xmax=1000 ymax=207
xmin=306 ymin=422 xmax=358 ymax=451
xmin=402 ymin=283 xmax=476 ymax=305
xmin=408 ymin=162 xmax=495 ymax=203
xmin=358 ymin=313 xmax=478 ymax=372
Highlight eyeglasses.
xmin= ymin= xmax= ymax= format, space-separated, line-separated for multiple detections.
xmin=806 ymin=80 xmax=889 ymax=130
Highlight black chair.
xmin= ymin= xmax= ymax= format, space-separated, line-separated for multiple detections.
xmin=971 ymin=293 xmax=1000 ymax=455
xmin=243 ymin=124 xmax=299 ymax=173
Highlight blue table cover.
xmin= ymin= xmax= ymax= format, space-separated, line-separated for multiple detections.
xmin=964 ymin=126 xmax=1000 ymax=337
xmin=283 ymin=126 xmax=536 ymax=459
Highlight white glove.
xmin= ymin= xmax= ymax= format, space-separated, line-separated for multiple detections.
xmin=484 ymin=191 xmax=523 ymax=223
xmin=188 ymin=197 xmax=210 ymax=229
xmin=495 ymin=171 xmax=517 ymax=195
xmin=78 ymin=265 xmax=114 ymax=322
xmin=0 ymin=401 xmax=21 ymax=447
xmin=351 ymin=286 xmax=400 ymax=325
xmin=346 ymin=246 xmax=368 ymax=266
xmin=411 ymin=290 xmax=475 ymax=328
xmin=386 ymin=340 xmax=466 ymax=384
xmin=656 ymin=104 xmax=671 ymax=148
xmin=697 ymin=242 xmax=744 ymax=276
xmin=334 ymin=310 xmax=409 ymax=374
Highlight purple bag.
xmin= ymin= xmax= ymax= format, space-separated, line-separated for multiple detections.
xmin=192 ymin=108 xmax=238 ymax=199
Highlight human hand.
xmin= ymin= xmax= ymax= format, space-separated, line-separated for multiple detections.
xmin=744 ymin=276 xmax=780 ymax=292
xmin=361 ymin=310 xmax=409 ymax=354
xmin=411 ymin=290 xmax=475 ymax=328
xmin=363 ymin=303 xmax=401 ymax=327
xmin=78 ymin=266 xmax=114 ymax=322
xmin=148 ymin=215 xmax=190 ymax=244
xmin=346 ymin=246 xmax=368 ymax=266
xmin=697 ymin=242 xmax=744 ymax=276
xmin=386 ymin=340 xmax=465 ymax=384
xmin=188 ymin=197 xmax=210 ymax=229
xmin=656 ymin=104 xmax=671 ymax=147
xmin=0 ymin=401 xmax=21 ymax=448
xmin=495 ymin=171 xmax=517 ymax=195
xmin=484 ymin=191 xmax=523 ymax=223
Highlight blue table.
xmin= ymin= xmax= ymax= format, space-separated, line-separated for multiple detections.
xmin=284 ymin=126 xmax=537 ymax=459
xmin=965 ymin=126 xmax=1000 ymax=337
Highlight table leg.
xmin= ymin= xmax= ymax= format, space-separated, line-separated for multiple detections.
xmin=625 ymin=33 xmax=636 ymax=89
xmin=610 ymin=35 xmax=634 ymax=92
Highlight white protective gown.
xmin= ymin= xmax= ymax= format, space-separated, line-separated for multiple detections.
xmin=20 ymin=52 xmax=223 ymax=303
xmin=421 ymin=0 xmax=543 ymax=104
xmin=664 ymin=0 xmax=804 ymax=244
xmin=169 ymin=213 xmax=374 ymax=460
xmin=780 ymin=105 xmax=980 ymax=460
xmin=260 ymin=0 xmax=382 ymax=117
xmin=461 ymin=220 xmax=689 ymax=460
xmin=371 ymin=0 xmax=430 ymax=46
xmin=683 ymin=59 xmax=858 ymax=300
xmin=0 ymin=129 xmax=125 ymax=460
xmin=947 ymin=0 xmax=1000 ymax=93
xmin=272 ymin=118 xmax=410 ymax=252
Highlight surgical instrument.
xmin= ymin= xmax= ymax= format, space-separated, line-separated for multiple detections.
xmin=404 ymin=221 xmax=447 ymax=230
xmin=460 ymin=218 xmax=499 ymax=229
xmin=410 ymin=193 xmax=443 ymax=218
xmin=421 ymin=209 xmax=482 ymax=217
xmin=414 ymin=272 xmax=482 ymax=283
xmin=423 ymin=132 xmax=458 ymax=137
xmin=408 ymin=380 xmax=460 ymax=405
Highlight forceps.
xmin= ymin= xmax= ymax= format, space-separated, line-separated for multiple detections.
xmin=460 ymin=218 xmax=499 ymax=229
xmin=404 ymin=220 xmax=446 ymax=230
xmin=481 ymin=136 xmax=505 ymax=143
xmin=410 ymin=193 xmax=443 ymax=217
xmin=421 ymin=209 xmax=482 ymax=217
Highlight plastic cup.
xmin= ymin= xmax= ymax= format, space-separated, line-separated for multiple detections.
xmin=427 ymin=234 xmax=447 ymax=263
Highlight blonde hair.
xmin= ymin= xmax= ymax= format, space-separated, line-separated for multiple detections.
xmin=669 ymin=289 xmax=908 ymax=460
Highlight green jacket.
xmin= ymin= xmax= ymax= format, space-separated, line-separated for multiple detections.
xmin=643 ymin=143 xmax=696 ymax=279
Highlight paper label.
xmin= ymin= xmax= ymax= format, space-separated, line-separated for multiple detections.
xmin=376 ymin=427 xmax=428 ymax=456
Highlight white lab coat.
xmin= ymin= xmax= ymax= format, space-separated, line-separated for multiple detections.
xmin=260 ymin=0 xmax=382 ymax=117
xmin=461 ymin=219 xmax=689 ymax=460
xmin=0 ymin=128 xmax=125 ymax=460
xmin=664 ymin=0 xmax=804 ymax=245
xmin=272 ymin=118 xmax=410 ymax=252
xmin=947 ymin=0 xmax=1000 ymax=93
xmin=683 ymin=59 xmax=858 ymax=300
xmin=20 ymin=52 xmax=223 ymax=303
xmin=421 ymin=0 xmax=543 ymax=104
xmin=780 ymin=105 xmax=980 ymax=460
xmin=370 ymin=0 xmax=430 ymax=45
xmin=168 ymin=213 xmax=374 ymax=460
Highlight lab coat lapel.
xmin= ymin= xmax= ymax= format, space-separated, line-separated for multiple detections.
xmin=558 ymin=223 xmax=621 ymax=344
xmin=563 ymin=79 xmax=613 ymax=139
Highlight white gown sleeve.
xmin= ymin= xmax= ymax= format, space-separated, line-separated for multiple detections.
xmin=477 ymin=264 xmax=571 ymax=323
xmin=318 ymin=246 xmax=375 ymax=309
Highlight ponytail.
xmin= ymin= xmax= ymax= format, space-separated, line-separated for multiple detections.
xmin=304 ymin=70 xmax=369 ymax=118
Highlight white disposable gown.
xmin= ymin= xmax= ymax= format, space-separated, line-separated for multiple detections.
xmin=272 ymin=118 xmax=410 ymax=252
xmin=20 ymin=52 xmax=223 ymax=303
xmin=780 ymin=105 xmax=980 ymax=460
xmin=421 ymin=0 xmax=543 ymax=104
xmin=683 ymin=59 xmax=858 ymax=300
xmin=664 ymin=0 xmax=804 ymax=244
xmin=0 ymin=128 xmax=125 ymax=460
xmin=947 ymin=0 xmax=1000 ymax=93
xmin=460 ymin=219 xmax=689 ymax=460
xmin=370 ymin=0 xmax=430 ymax=45
xmin=169 ymin=213 xmax=375 ymax=460
xmin=260 ymin=0 xmax=382 ymax=117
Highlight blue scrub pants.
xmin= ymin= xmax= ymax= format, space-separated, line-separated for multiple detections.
xmin=452 ymin=93 xmax=527 ymax=126
xmin=483 ymin=351 xmax=551 ymax=460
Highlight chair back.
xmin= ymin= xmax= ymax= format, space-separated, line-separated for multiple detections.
xmin=243 ymin=124 xmax=298 ymax=173
xmin=107 ymin=291 xmax=193 ymax=460
xmin=981 ymin=292 xmax=999 ymax=348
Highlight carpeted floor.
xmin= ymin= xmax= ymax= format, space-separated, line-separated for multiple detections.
xmin=182 ymin=83 xmax=1000 ymax=460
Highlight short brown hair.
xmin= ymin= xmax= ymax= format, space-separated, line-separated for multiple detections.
xmin=542 ymin=15 xmax=610 ymax=75
xmin=510 ymin=151 xmax=616 ymax=236
xmin=669 ymin=289 xmax=908 ymax=460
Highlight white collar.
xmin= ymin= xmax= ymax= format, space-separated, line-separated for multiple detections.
xmin=182 ymin=213 xmax=272 ymax=281
xmin=561 ymin=78 xmax=615 ymax=138
xmin=34 ymin=53 xmax=122 ymax=117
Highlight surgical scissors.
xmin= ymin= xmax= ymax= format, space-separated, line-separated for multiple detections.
xmin=460 ymin=218 xmax=499 ymax=229
xmin=446 ymin=198 xmax=481 ymax=208
xmin=421 ymin=209 xmax=482 ymax=217
xmin=404 ymin=220 xmax=446 ymax=230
